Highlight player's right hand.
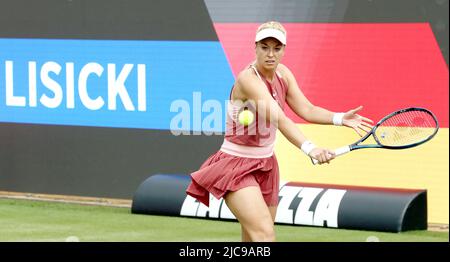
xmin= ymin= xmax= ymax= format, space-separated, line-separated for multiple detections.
xmin=309 ymin=148 xmax=335 ymax=164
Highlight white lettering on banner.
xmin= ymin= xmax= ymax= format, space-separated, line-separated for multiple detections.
xmin=66 ymin=62 xmax=75 ymax=109
xmin=208 ymin=195 xmax=221 ymax=218
xmin=179 ymin=194 xmax=236 ymax=219
xmin=137 ymin=64 xmax=146 ymax=111
xmin=3 ymin=60 xmax=147 ymax=111
xmin=5 ymin=61 xmax=26 ymax=107
xmin=195 ymin=195 xmax=222 ymax=218
xmin=275 ymin=186 xmax=301 ymax=224
xmin=108 ymin=64 xmax=134 ymax=111
xmin=295 ymin=187 xmax=324 ymax=225
xmin=40 ymin=61 xmax=63 ymax=108
xmin=180 ymin=195 xmax=199 ymax=217
xmin=28 ymin=61 xmax=37 ymax=107
xmin=196 ymin=200 xmax=210 ymax=218
xmin=79 ymin=62 xmax=105 ymax=110
xmin=313 ymin=189 xmax=346 ymax=227
xmin=179 ymin=187 xmax=346 ymax=228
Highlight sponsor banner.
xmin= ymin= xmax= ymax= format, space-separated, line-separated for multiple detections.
xmin=180 ymin=183 xmax=346 ymax=228
xmin=132 ymin=174 xmax=427 ymax=232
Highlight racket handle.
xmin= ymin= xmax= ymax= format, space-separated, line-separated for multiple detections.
xmin=334 ymin=146 xmax=351 ymax=156
xmin=311 ymin=146 xmax=351 ymax=165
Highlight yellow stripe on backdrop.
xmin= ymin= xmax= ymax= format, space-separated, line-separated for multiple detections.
xmin=275 ymin=124 xmax=449 ymax=224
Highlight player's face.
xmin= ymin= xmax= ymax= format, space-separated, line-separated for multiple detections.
xmin=255 ymin=38 xmax=285 ymax=70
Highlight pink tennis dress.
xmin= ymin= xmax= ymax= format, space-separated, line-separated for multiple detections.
xmin=186 ymin=65 xmax=288 ymax=207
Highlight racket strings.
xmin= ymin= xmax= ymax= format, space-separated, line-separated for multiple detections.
xmin=375 ymin=110 xmax=437 ymax=147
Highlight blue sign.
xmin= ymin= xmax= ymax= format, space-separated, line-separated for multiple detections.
xmin=0 ymin=38 xmax=234 ymax=132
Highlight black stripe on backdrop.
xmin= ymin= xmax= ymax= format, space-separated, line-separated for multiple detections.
xmin=204 ymin=0 xmax=448 ymax=65
xmin=0 ymin=123 xmax=223 ymax=199
xmin=0 ymin=0 xmax=217 ymax=41
xmin=204 ymin=0 xmax=448 ymax=23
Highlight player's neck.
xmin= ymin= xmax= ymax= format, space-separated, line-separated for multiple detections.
xmin=255 ymin=64 xmax=276 ymax=82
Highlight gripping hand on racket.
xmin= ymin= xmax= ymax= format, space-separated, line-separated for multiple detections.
xmin=309 ymin=148 xmax=336 ymax=165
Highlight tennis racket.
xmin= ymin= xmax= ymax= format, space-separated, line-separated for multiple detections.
xmin=312 ymin=107 xmax=439 ymax=165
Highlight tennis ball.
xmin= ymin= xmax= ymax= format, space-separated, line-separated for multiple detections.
xmin=238 ymin=110 xmax=254 ymax=126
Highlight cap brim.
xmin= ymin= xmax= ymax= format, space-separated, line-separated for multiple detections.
xmin=255 ymin=28 xmax=286 ymax=45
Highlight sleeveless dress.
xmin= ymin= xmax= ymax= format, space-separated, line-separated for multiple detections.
xmin=186 ymin=65 xmax=288 ymax=207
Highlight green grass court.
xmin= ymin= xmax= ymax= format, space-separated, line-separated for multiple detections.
xmin=0 ymin=198 xmax=447 ymax=242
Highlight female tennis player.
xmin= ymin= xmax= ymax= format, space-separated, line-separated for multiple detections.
xmin=186 ymin=21 xmax=373 ymax=242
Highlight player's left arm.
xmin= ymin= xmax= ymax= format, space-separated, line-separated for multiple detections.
xmin=279 ymin=64 xmax=373 ymax=136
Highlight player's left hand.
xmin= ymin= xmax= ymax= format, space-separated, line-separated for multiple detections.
xmin=343 ymin=106 xmax=373 ymax=137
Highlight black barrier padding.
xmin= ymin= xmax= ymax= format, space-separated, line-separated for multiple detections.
xmin=401 ymin=191 xmax=428 ymax=231
xmin=337 ymin=190 xmax=427 ymax=232
xmin=133 ymin=174 xmax=428 ymax=232
xmin=132 ymin=174 xmax=191 ymax=216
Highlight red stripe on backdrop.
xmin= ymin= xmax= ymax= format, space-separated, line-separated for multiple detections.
xmin=214 ymin=23 xmax=448 ymax=127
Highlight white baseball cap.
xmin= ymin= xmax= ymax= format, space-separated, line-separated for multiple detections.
xmin=255 ymin=28 xmax=287 ymax=45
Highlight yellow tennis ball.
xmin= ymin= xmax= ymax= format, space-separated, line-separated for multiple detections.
xmin=238 ymin=110 xmax=254 ymax=126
